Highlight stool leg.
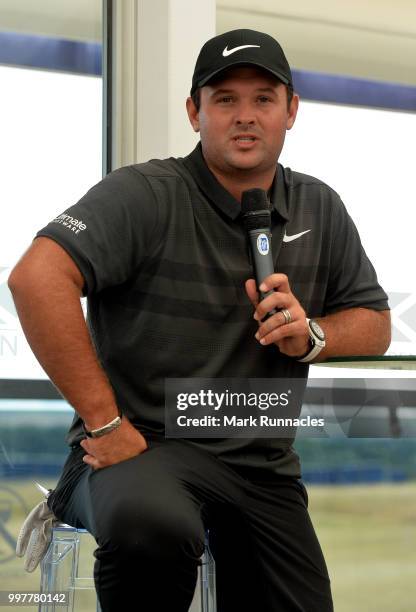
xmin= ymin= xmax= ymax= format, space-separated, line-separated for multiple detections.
xmin=200 ymin=531 xmax=217 ymax=612
xmin=39 ymin=527 xmax=79 ymax=612
xmin=187 ymin=531 xmax=217 ymax=612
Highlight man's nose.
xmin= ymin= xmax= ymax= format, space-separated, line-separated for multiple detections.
xmin=234 ymin=101 xmax=256 ymax=126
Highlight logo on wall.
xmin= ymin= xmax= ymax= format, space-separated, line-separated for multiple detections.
xmin=0 ymin=486 xmax=28 ymax=564
xmin=0 ymin=267 xmax=18 ymax=359
xmin=389 ymin=291 xmax=416 ymax=347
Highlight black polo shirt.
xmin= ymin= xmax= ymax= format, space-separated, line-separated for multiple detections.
xmin=36 ymin=143 xmax=389 ymax=477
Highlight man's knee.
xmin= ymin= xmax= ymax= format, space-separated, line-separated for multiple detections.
xmin=97 ymin=497 xmax=205 ymax=561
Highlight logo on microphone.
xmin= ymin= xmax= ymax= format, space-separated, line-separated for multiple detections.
xmin=257 ymin=233 xmax=270 ymax=256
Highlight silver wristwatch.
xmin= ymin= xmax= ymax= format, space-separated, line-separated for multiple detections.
xmin=297 ymin=318 xmax=326 ymax=363
xmin=83 ymin=414 xmax=122 ymax=438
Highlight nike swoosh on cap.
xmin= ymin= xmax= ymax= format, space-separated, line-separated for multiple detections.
xmin=222 ymin=44 xmax=261 ymax=57
xmin=283 ymin=229 xmax=311 ymax=243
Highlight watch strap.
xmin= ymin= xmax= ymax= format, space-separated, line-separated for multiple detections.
xmin=298 ymin=343 xmax=324 ymax=363
xmin=297 ymin=318 xmax=326 ymax=363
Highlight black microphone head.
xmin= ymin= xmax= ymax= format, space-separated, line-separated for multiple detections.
xmin=241 ymin=188 xmax=271 ymax=231
xmin=241 ymin=188 xmax=270 ymax=213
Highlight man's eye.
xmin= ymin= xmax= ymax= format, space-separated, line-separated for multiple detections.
xmin=217 ymin=96 xmax=233 ymax=103
xmin=258 ymin=96 xmax=270 ymax=103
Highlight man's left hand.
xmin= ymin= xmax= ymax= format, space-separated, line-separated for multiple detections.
xmin=245 ymin=274 xmax=310 ymax=358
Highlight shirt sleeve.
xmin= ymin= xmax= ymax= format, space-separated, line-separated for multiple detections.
xmin=324 ymin=196 xmax=389 ymax=314
xmin=35 ymin=166 xmax=160 ymax=295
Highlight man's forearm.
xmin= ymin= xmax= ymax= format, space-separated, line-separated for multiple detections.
xmin=314 ymin=308 xmax=391 ymax=362
xmin=8 ymin=268 xmax=118 ymax=430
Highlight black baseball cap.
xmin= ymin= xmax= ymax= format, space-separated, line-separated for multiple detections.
xmin=191 ymin=29 xmax=293 ymax=96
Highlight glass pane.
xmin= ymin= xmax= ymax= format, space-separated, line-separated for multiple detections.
xmin=0 ymin=0 xmax=102 ymax=381
xmin=213 ymin=12 xmax=416 ymax=609
xmin=0 ymin=400 xmax=77 ymax=609
xmin=0 ymin=3 xmax=102 ymax=609
xmin=295 ymin=438 xmax=416 ymax=611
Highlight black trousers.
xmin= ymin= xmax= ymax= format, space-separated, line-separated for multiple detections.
xmin=48 ymin=437 xmax=333 ymax=612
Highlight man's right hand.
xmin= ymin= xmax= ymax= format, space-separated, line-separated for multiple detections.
xmin=80 ymin=416 xmax=148 ymax=470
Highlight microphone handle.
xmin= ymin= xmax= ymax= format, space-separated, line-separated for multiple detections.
xmin=247 ymin=227 xmax=277 ymax=317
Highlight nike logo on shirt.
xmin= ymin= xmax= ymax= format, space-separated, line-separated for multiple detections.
xmin=283 ymin=229 xmax=311 ymax=243
xmin=222 ymin=44 xmax=261 ymax=57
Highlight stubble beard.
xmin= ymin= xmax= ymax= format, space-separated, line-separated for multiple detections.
xmin=221 ymin=147 xmax=275 ymax=178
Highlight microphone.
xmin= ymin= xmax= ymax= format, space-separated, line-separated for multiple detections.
xmin=241 ymin=188 xmax=277 ymax=318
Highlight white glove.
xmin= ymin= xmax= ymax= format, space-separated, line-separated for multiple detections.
xmin=16 ymin=485 xmax=58 ymax=572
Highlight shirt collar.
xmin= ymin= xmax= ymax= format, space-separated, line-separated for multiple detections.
xmin=182 ymin=142 xmax=289 ymax=221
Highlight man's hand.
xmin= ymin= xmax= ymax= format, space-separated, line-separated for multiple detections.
xmin=80 ymin=417 xmax=148 ymax=470
xmin=245 ymin=274 xmax=309 ymax=358
xmin=246 ymin=274 xmax=391 ymax=360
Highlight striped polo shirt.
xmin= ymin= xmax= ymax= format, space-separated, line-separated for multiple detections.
xmin=36 ymin=143 xmax=389 ymax=477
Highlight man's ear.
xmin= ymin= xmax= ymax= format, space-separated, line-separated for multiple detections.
xmin=186 ymin=97 xmax=200 ymax=132
xmin=287 ymin=93 xmax=299 ymax=131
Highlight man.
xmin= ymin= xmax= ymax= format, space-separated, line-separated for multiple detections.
xmin=9 ymin=29 xmax=390 ymax=611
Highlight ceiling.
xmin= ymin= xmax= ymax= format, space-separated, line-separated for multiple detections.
xmin=0 ymin=0 xmax=415 ymax=85
xmin=217 ymin=0 xmax=416 ymax=85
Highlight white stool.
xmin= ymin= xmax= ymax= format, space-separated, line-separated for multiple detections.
xmin=39 ymin=524 xmax=216 ymax=612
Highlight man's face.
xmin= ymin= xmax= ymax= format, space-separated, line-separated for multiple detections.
xmin=187 ymin=66 xmax=299 ymax=178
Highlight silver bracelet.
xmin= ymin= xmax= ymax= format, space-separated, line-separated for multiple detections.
xmin=83 ymin=414 xmax=122 ymax=438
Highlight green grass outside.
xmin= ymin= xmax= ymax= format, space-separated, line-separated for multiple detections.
xmin=309 ymin=483 xmax=416 ymax=612
xmin=1 ymin=479 xmax=415 ymax=611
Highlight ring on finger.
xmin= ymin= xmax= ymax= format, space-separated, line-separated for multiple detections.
xmin=281 ymin=308 xmax=292 ymax=324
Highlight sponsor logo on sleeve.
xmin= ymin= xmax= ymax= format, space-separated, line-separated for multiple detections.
xmin=51 ymin=213 xmax=87 ymax=235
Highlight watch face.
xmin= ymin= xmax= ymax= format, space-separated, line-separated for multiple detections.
xmin=310 ymin=319 xmax=325 ymax=341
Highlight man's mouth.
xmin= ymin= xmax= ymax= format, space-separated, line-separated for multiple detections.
xmin=234 ymin=135 xmax=257 ymax=142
